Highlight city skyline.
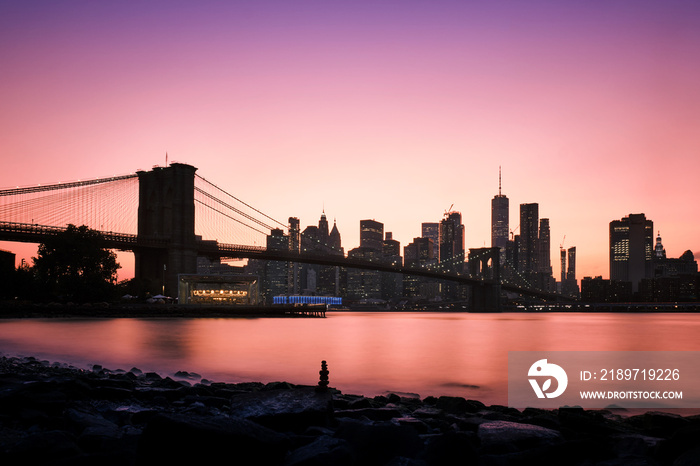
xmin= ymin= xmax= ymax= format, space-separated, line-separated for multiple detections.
xmin=1 ymin=1 xmax=699 ymax=281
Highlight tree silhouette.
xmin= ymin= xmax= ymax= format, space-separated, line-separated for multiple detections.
xmin=33 ymin=224 xmax=120 ymax=302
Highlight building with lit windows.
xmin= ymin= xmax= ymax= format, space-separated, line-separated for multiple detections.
xmin=610 ymin=213 xmax=653 ymax=292
xmin=519 ymin=203 xmax=539 ymax=284
xmin=439 ymin=211 xmax=464 ymax=271
xmin=403 ymin=237 xmax=437 ymax=298
xmin=265 ymin=228 xmax=289 ymax=302
xmin=178 ymin=274 xmax=259 ymax=305
xmin=421 ymin=222 xmax=440 ymax=262
xmin=360 ymin=219 xmax=384 ymax=252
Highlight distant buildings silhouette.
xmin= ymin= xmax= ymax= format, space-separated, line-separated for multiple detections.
xmin=581 ymin=214 xmax=698 ymax=303
xmin=192 ymin=170 xmax=697 ymax=306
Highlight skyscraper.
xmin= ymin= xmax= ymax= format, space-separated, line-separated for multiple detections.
xmin=288 ymin=217 xmax=300 ymax=294
xmin=422 ymin=222 xmax=440 ymax=262
xmin=537 ymin=218 xmax=554 ymax=291
xmin=403 ymin=236 xmax=436 ymax=298
xmin=491 ymin=167 xmax=509 ymax=253
xmin=439 ymin=211 xmax=464 ymax=270
xmin=567 ymin=247 xmax=576 ymax=284
xmin=360 ymin=219 xmax=384 ymax=252
xmin=610 ymin=213 xmax=654 ymax=292
xmin=519 ymin=203 xmax=539 ymax=277
xmin=265 ymin=228 xmax=289 ymax=302
xmin=318 ymin=211 xmax=329 ymax=246
xmin=538 ymin=218 xmax=552 ymax=275
xmin=563 ymin=246 xmax=579 ymax=297
xmin=329 ymin=219 xmax=342 ymax=252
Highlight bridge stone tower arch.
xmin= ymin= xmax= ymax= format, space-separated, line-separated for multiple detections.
xmin=468 ymin=247 xmax=502 ymax=312
xmin=135 ymin=163 xmax=198 ymax=296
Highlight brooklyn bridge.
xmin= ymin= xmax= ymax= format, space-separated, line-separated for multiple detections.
xmin=0 ymin=163 xmax=568 ymax=310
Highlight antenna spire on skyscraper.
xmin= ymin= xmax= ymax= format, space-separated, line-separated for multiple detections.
xmin=499 ymin=166 xmax=502 ymax=196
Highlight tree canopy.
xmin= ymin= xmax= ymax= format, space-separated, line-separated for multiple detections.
xmin=33 ymin=224 xmax=120 ymax=301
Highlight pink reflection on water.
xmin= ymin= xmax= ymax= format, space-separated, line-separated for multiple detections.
xmin=1 ymin=312 xmax=699 ymax=406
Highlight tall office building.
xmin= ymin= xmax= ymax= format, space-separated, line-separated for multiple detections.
xmin=422 ymin=222 xmax=440 ymax=262
xmin=537 ymin=218 xmax=554 ymax=291
xmin=382 ymin=232 xmax=402 ymax=299
xmin=567 ymin=247 xmax=576 ymax=283
xmin=561 ymin=246 xmax=579 ymax=297
xmin=329 ymin=220 xmax=342 ymax=252
xmin=538 ymin=218 xmax=552 ymax=275
xmin=491 ymin=167 xmax=509 ymax=253
xmin=403 ymin=237 xmax=437 ymax=298
xmin=318 ymin=211 xmax=329 ymax=246
xmin=265 ymin=228 xmax=289 ymax=302
xmin=360 ymin=219 xmax=384 ymax=252
xmin=610 ymin=213 xmax=654 ymax=292
xmin=560 ymin=248 xmax=567 ymax=283
xmin=439 ymin=211 xmax=465 ymax=270
xmin=383 ymin=232 xmax=401 ymax=259
xmin=288 ymin=217 xmax=301 ymax=294
xmin=519 ymin=203 xmax=539 ymax=276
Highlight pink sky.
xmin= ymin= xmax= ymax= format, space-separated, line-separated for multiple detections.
xmin=1 ymin=1 xmax=699 ymax=282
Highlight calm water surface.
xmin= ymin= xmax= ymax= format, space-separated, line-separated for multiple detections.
xmin=1 ymin=312 xmax=699 ymax=406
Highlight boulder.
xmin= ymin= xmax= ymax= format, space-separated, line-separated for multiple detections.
xmin=229 ymin=386 xmax=333 ymax=432
xmin=334 ymin=418 xmax=423 ymax=466
xmin=138 ymin=413 xmax=288 ymax=464
xmin=284 ymin=434 xmax=355 ymax=466
xmin=478 ymin=420 xmax=563 ymax=454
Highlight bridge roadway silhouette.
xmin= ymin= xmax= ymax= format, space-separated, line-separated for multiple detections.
xmin=0 ymin=163 xmax=571 ymax=309
xmin=0 ymin=220 xmax=566 ymax=306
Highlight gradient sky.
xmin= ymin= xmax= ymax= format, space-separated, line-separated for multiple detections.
xmin=1 ymin=0 xmax=699 ymax=281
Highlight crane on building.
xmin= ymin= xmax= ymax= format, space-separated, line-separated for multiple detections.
xmin=510 ymin=224 xmax=519 ymax=240
xmin=444 ymin=204 xmax=454 ymax=217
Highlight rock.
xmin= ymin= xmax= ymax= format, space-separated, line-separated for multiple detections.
xmin=626 ymin=411 xmax=691 ymax=438
xmin=334 ymin=418 xmax=423 ymax=466
xmin=174 ymin=370 xmax=201 ymax=380
xmin=607 ymin=433 xmax=663 ymax=462
xmin=412 ymin=407 xmax=443 ymax=419
xmin=0 ymin=430 xmax=82 ymax=464
xmin=284 ymin=434 xmax=355 ymax=466
xmin=478 ymin=420 xmax=564 ymax=454
xmin=420 ymin=431 xmax=478 ymax=465
xmin=334 ymin=407 xmax=403 ymax=421
xmin=673 ymin=446 xmax=700 ymax=466
xmin=394 ymin=417 xmax=430 ymax=434
xmin=435 ymin=396 xmax=483 ymax=414
xmin=138 ymin=413 xmax=289 ymax=464
xmin=229 ymin=386 xmax=333 ymax=432
xmin=349 ymin=396 xmax=373 ymax=409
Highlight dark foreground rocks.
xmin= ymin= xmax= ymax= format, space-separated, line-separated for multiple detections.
xmin=1 ymin=356 xmax=699 ymax=465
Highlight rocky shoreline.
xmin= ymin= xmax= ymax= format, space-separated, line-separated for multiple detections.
xmin=1 ymin=356 xmax=699 ymax=465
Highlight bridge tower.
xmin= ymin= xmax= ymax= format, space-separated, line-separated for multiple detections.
xmin=135 ymin=163 xmax=198 ymax=296
xmin=468 ymin=247 xmax=502 ymax=311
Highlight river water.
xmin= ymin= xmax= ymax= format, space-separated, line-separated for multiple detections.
xmin=0 ymin=312 xmax=699 ymax=407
